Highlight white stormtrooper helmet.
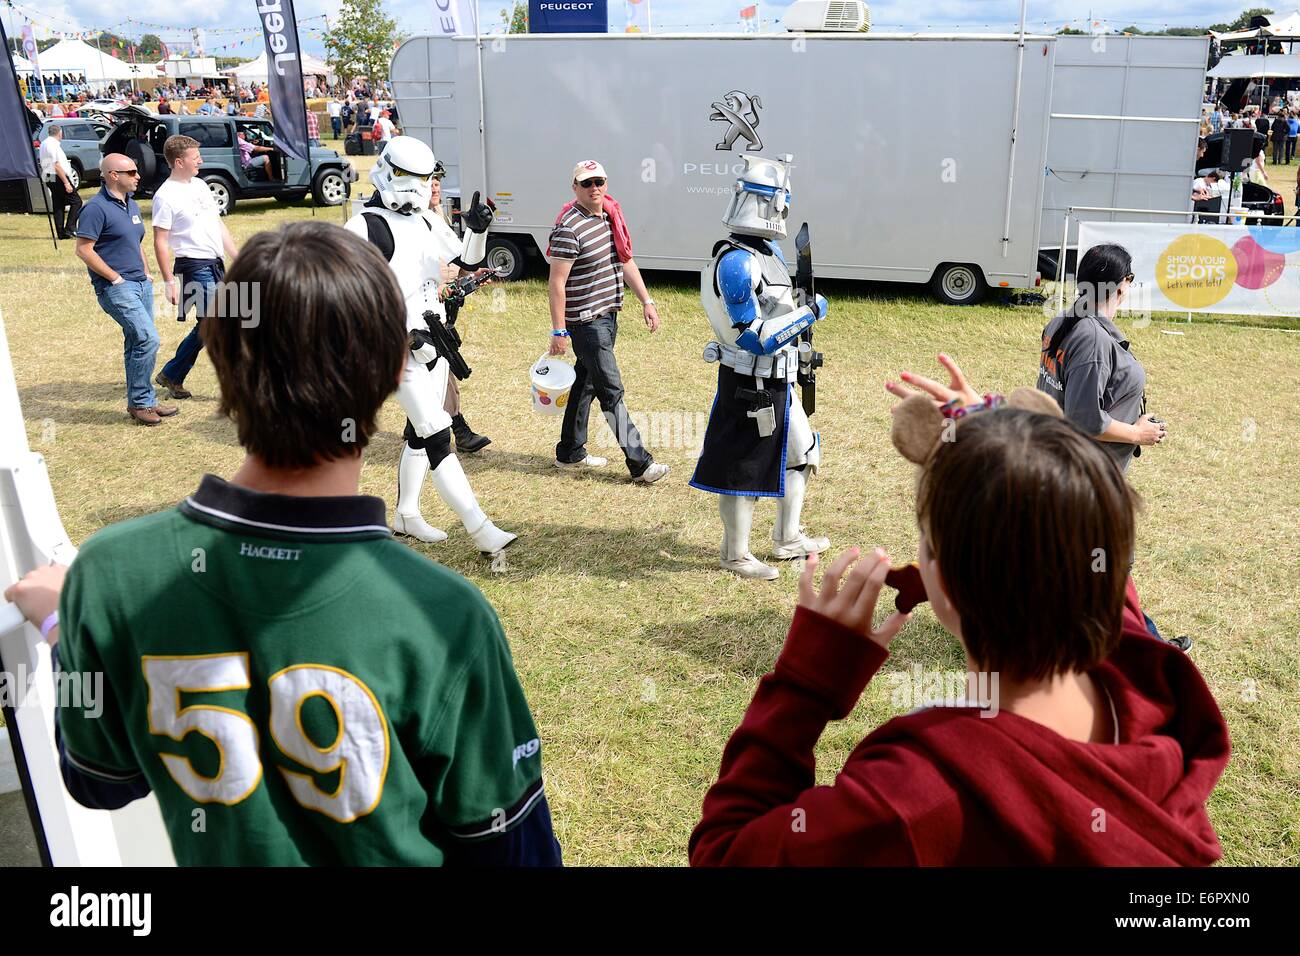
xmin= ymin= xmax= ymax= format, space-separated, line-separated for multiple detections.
xmin=722 ymin=153 xmax=793 ymax=240
xmin=372 ymin=135 xmax=437 ymax=214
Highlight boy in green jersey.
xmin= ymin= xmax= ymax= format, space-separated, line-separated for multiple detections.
xmin=5 ymin=222 xmax=562 ymax=866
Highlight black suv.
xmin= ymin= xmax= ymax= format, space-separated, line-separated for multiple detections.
xmin=102 ymin=107 xmax=357 ymax=214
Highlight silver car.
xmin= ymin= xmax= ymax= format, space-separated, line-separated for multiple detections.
xmin=34 ymin=118 xmax=113 ymax=190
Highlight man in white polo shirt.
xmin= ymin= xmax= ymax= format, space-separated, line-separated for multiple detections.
xmin=39 ymin=124 xmax=81 ymax=240
xmin=151 ymin=134 xmax=239 ymax=400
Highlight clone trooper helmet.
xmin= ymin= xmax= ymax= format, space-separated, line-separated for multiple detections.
xmin=372 ymin=136 xmax=437 ymax=214
xmin=722 ymin=153 xmax=793 ymax=240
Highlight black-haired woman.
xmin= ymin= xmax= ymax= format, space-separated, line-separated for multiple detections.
xmin=1037 ymin=243 xmax=1166 ymax=474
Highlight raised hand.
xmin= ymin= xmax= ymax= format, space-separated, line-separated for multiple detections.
xmin=798 ymin=548 xmax=910 ymax=649
xmin=885 ymin=353 xmax=981 ymax=413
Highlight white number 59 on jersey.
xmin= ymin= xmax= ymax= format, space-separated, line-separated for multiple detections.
xmin=142 ymin=654 xmax=390 ymax=823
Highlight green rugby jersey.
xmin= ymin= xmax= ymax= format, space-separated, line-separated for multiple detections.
xmin=56 ymin=475 xmax=549 ymax=865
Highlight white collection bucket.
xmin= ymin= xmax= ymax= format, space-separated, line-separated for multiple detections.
xmin=530 ymin=352 xmax=575 ymax=415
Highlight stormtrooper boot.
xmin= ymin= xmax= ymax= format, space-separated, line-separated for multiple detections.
xmin=719 ymin=494 xmax=779 ymax=581
xmin=430 ymin=454 xmax=517 ymax=555
xmin=772 ymin=467 xmax=829 ymax=560
xmin=393 ymin=445 xmax=448 ymax=543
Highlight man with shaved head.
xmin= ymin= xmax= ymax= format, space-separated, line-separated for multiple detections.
xmin=75 ymin=152 xmax=177 ymax=426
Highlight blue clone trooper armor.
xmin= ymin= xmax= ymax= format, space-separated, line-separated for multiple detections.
xmin=689 ymin=154 xmax=829 ymax=581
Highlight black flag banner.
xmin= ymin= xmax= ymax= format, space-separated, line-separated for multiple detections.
xmin=0 ymin=18 xmax=39 ymax=181
xmin=255 ymin=0 xmax=310 ymax=163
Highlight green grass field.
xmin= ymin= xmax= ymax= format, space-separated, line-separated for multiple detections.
xmin=1 ymin=160 xmax=1297 ymax=865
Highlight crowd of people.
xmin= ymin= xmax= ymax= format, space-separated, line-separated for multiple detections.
xmin=3 ymin=136 xmax=1228 ymax=866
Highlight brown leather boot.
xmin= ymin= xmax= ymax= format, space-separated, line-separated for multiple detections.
xmin=129 ymin=406 xmax=162 ymax=426
xmin=150 ymin=404 xmax=179 ymax=417
xmin=155 ymin=371 xmax=192 ymax=400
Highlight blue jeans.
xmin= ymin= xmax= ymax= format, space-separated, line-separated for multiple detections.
xmin=161 ymin=266 xmax=219 ymax=385
xmin=96 ymin=279 xmax=159 ymax=408
xmin=556 ymin=313 xmax=652 ymax=476
xmin=330 ymin=116 xmax=341 ymax=138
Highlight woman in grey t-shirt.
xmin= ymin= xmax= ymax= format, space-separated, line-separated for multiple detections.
xmin=1036 ymin=244 xmax=1166 ymax=472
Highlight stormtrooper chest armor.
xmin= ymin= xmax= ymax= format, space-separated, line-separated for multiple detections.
xmin=366 ymin=205 xmax=449 ymax=329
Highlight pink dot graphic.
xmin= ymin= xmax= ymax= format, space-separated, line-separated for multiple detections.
xmin=1232 ymin=236 xmax=1286 ymax=290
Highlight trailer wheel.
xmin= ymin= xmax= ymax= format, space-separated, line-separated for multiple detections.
xmin=486 ymin=237 xmax=526 ymax=282
xmin=930 ymin=263 xmax=987 ymax=306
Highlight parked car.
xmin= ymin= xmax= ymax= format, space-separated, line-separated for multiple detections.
xmin=33 ymin=118 xmax=113 ymax=189
xmin=101 ymin=107 xmax=357 ymax=214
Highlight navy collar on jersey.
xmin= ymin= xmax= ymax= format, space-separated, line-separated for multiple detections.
xmin=180 ymin=474 xmax=392 ymax=540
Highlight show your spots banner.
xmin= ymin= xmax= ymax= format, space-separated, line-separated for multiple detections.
xmin=1079 ymin=221 xmax=1300 ymax=317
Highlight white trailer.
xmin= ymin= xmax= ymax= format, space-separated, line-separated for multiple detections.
xmin=391 ymin=26 xmax=1207 ymax=303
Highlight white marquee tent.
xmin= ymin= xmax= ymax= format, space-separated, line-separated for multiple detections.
xmin=1213 ymin=11 xmax=1300 ymax=43
xmin=1208 ymin=55 xmax=1300 ymax=79
xmin=28 ymin=39 xmax=138 ymax=83
xmin=223 ymin=50 xmax=329 ymax=83
xmin=10 ymin=52 xmax=34 ymax=73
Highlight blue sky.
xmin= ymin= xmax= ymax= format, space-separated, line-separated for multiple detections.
xmin=2 ymin=2 xmax=1279 ymax=60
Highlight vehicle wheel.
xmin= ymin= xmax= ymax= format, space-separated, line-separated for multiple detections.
xmin=312 ymin=168 xmax=348 ymax=206
xmin=201 ymin=174 xmax=236 ymax=216
xmin=930 ymin=263 xmax=988 ymax=306
xmin=274 ymin=191 xmax=309 ymax=204
xmin=67 ymin=161 xmax=82 ymax=191
xmin=486 ymin=237 xmax=526 ymax=282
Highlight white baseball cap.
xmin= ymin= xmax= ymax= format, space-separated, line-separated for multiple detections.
xmin=572 ymin=159 xmax=607 ymax=184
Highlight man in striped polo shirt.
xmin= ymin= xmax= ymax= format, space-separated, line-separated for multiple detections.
xmin=547 ymin=160 xmax=669 ymax=483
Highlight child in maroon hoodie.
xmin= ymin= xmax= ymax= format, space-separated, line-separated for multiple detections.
xmin=690 ymin=366 xmax=1230 ymax=866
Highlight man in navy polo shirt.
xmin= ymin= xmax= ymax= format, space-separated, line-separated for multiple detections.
xmin=75 ymin=153 xmax=177 ymax=426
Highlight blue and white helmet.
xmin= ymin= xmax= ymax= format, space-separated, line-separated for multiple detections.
xmin=372 ymin=136 xmax=436 ymax=214
xmin=722 ymin=153 xmax=793 ymax=240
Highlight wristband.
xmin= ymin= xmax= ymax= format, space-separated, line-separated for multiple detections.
xmin=39 ymin=611 xmax=59 ymax=640
xmin=551 ymin=329 xmax=570 ymax=337
xmin=642 ymin=298 xmax=656 ymax=307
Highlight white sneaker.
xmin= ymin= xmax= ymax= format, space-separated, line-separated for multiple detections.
xmin=772 ymin=532 xmax=830 ymax=561
xmin=721 ymin=554 xmax=780 ymax=581
xmin=468 ymin=518 xmax=518 ymax=556
xmin=555 ymin=455 xmax=608 ymax=471
xmin=393 ymin=512 xmax=448 ymax=543
xmin=633 ymin=462 xmax=670 ymax=484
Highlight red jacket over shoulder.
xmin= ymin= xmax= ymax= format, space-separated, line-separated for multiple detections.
xmin=689 ymin=585 xmax=1230 ymax=866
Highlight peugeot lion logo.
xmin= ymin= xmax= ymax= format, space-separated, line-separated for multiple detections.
xmin=709 ymin=90 xmax=764 ymax=151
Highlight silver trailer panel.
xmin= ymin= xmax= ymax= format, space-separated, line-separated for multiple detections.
xmin=1043 ymin=35 xmax=1208 ymax=237
xmin=393 ymin=33 xmax=1055 ymax=287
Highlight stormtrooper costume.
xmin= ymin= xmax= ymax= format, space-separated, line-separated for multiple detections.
xmin=688 ymin=154 xmax=829 ymax=580
xmin=344 ymin=136 xmax=515 ymax=554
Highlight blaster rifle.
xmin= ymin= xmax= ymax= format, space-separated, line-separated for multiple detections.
xmin=415 ymin=312 xmax=471 ymax=381
xmin=792 ymin=222 xmax=824 ymax=417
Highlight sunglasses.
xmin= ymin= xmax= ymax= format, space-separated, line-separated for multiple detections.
xmin=111 ymin=168 xmax=140 ymax=177
xmin=576 ymin=177 xmax=606 ymax=188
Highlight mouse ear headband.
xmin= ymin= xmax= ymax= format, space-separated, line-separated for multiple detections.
xmin=890 ymin=387 xmax=1064 ymax=465
xmin=882 ymin=387 xmax=1064 ymax=614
